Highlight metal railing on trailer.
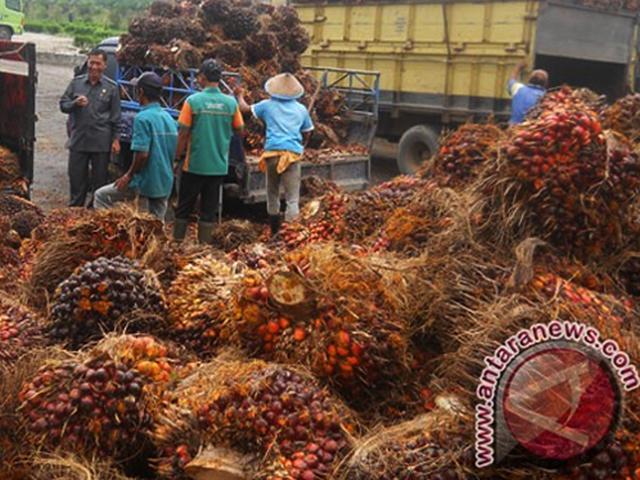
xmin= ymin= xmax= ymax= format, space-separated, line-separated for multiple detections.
xmin=305 ymin=66 xmax=381 ymax=149
xmin=116 ymin=64 xmax=240 ymax=120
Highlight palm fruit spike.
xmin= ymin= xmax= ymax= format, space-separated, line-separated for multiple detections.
xmin=49 ymin=256 xmax=166 ymax=349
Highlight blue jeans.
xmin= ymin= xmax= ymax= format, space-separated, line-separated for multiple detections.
xmin=94 ymin=182 xmax=168 ymax=221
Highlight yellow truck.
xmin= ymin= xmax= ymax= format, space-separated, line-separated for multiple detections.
xmin=291 ymin=0 xmax=639 ymax=173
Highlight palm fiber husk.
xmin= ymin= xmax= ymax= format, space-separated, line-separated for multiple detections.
xmin=337 ymin=404 xmax=474 ymax=480
xmin=23 ymin=206 xmax=164 ymax=311
xmin=210 ymin=219 xmax=263 ymax=252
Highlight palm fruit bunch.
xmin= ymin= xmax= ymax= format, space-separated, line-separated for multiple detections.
xmin=128 ymin=16 xmax=172 ymax=44
xmin=562 ymin=435 xmax=640 ymax=480
xmin=232 ymin=268 xmax=313 ymax=357
xmin=49 ymin=256 xmax=166 ymax=349
xmin=0 ymin=145 xmax=20 ymax=183
xmin=0 ymin=296 xmax=46 ymax=363
xmin=201 ymin=0 xmax=233 ymax=26
xmin=228 ymin=242 xmax=278 ymax=270
xmin=429 ymin=123 xmax=504 ymax=188
xmin=222 ymin=7 xmax=259 ymax=40
xmin=343 ymin=176 xmax=426 ymax=242
xmin=25 ymin=207 xmax=164 ymax=310
xmin=19 ymin=352 xmax=153 ymax=459
xmin=369 ymin=183 xmax=462 ymax=257
xmin=349 ymin=433 xmax=472 ymax=480
xmin=273 ymin=192 xmax=349 ymax=251
xmin=10 ymin=208 xmax=44 ymax=239
xmin=166 ymin=256 xmax=240 ymax=358
xmin=233 ymin=244 xmax=413 ymax=402
xmin=210 ymin=219 xmax=263 ymax=252
xmin=0 ymin=192 xmax=43 ymax=218
xmin=0 ymin=145 xmax=27 ymax=196
xmin=165 ymin=364 xmax=352 ymax=480
xmin=602 ymin=93 xmax=640 ymax=141
xmin=206 ymin=40 xmax=246 ymax=67
xmin=92 ymin=334 xmax=184 ymax=387
xmin=149 ymin=0 xmax=179 ymax=18
xmin=618 ymin=256 xmax=640 ymax=296
xmin=116 ymin=36 xmax=149 ymax=66
xmin=244 ymin=32 xmax=279 ymax=63
xmin=65 ymin=206 xmax=165 ymax=260
xmin=493 ymin=87 xmax=640 ymax=258
xmin=341 ymin=408 xmax=473 ymax=480
xmin=528 ymin=272 xmax=635 ymax=344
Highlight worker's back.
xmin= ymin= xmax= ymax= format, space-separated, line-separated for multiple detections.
xmin=178 ymin=87 xmax=241 ymax=176
xmin=508 ymin=81 xmax=546 ymax=124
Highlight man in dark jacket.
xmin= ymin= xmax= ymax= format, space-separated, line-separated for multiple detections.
xmin=60 ymin=48 xmax=121 ymax=207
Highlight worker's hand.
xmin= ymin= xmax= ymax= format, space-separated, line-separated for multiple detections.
xmin=516 ymin=60 xmax=527 ymax=71
xmin=115 ymin=173 xmax=131 ymax=192
xmin=234 ymin=86 xmax=245 ymax=97
xmin=75 ymin=95 xmax=89 ymax=107
xmin=111 ymin=139 xmax=121 ymax=155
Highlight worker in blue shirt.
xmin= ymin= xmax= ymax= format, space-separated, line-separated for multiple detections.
xmin=94 ymin=72 xmax=178 ymax=221
xmin=508 ymin=62 xmax=549 ymax=124
xmin=235 ymin=73 xmax=314 ymax=235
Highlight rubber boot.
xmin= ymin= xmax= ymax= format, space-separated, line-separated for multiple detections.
xmin=173 ymin=218 xmax=189 ymax=242
xmin=197 ymin=221 xmax=214 ymax=245
xmin=269 ymin=215 xmax=282 ymax=236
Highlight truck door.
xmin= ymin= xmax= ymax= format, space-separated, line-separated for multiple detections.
xmin=534 ymin=1 xmax=636 ymax=100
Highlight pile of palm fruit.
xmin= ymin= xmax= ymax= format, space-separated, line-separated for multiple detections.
xmin=4 ymin=84 xmax=640 ymax=480
xmin=118 ymin=0 xmax=355 ymax=154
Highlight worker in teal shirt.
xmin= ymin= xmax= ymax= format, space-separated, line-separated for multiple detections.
xmin=508 ymin=62 xmax=549 ymax=124
xmin=95 ymin=72 xmax=178 ymax=221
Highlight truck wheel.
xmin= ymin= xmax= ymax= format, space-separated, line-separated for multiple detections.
xmin=0 ymin=27 xmax=12 ymax=40
xmin=397 ymin=125 xmax=439 ymax=175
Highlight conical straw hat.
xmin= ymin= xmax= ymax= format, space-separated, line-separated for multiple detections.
xmin=265 ymin=73 xmax=305 ymax=100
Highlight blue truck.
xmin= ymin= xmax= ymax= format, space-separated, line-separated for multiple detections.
xmin=82 ymin=37 xmax=380 ymax=204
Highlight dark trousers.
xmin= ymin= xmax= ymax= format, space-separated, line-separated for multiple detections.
xmin=175 ymin=171 xmax=223 ymax=223
xmin=68 ymin=150 xmax=110 ymax=207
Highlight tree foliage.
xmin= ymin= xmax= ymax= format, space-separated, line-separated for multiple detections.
xmin=23 ymin=0 xmax=153 ymax=30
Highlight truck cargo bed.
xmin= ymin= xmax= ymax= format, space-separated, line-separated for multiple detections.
xmin=229 ymin=154 xmax=370 ymax=204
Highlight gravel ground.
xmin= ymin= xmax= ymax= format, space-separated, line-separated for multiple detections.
xmin=31 ymin=62 xmax=74 ymax=211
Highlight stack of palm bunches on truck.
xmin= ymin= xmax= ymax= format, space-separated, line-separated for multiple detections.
xmin=118 ymin=0 xmax=354 ymax=155
xmin=6 ymin=86 xmax=640 ymax=479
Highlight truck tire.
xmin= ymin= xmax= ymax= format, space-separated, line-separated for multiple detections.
xmin=0 ymin=27 xmax=12 ymax=40
xmin=397 ymin=125 xmax=439 ymax=175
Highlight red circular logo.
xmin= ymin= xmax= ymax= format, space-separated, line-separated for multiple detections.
xmin=502 ymin=348 xmax=618 ymax=460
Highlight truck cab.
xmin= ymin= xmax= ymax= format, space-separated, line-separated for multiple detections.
xmin=0 ymin=0 xmax=25 ymax=40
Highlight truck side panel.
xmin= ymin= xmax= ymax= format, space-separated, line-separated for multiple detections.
xmin=0 ymin=41 xmax=36 ymax=184
xmin=297 ymin=1 xmax=538 ymax=121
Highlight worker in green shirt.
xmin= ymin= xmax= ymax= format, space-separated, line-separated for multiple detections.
xmin=174 ymin=59 xmax=245 ymax=243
